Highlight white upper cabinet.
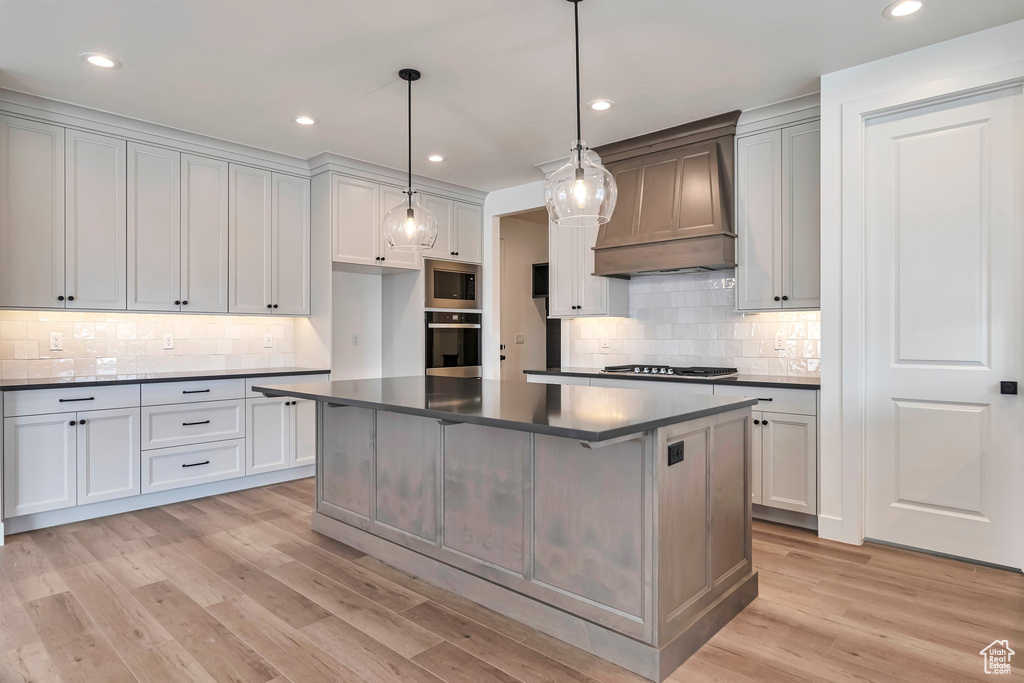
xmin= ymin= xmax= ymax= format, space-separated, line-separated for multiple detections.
xmin=736 ymin=121 xmax=820 ymax=311
xmin=331 ymin=175 xmax=379 ymax=266
xmin=229 ymin=164 xmax=273 ymax=314
xmin=128 ymin=142 xmax=181 ymax=311
xmin=181 ymin=154 xmax=229 ymax=313
xmin=548 ymin=222 xmax=628 ymax=319
xmin=379 ymin=186 xmax=420 ymax=270
xmin=0 ymin=116 xmax=65 ymax=309
xmin=423 ymin=194 xmax=453 ymax=261
xmin=64 ymin=129 xmax=127 ymax=310
xmin=273 ymin=173 xmax=310 ymax=315
xmin=452 ymin=201 xmax=482 ymax=264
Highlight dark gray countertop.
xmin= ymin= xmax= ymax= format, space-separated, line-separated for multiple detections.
xmin=0 ymin=367 xmax=329 ymax=392
xmin=524 ymin=367 xmax=820 ymax=390
xmin=251 ymin=375 xmax=757 ymax=442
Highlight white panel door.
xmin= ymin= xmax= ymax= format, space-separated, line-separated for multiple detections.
xmin=423 ymin=194 xmax=453 ymax=260
xmin=751 ymin=411 xmax=763 ymax=505
xmin=454 ymin=201 xmax=482 ymax=264
xmin=291 ymin=398 xmax=316 ymax=467
xmin=3 ymin=414 xmax=77 ymax=517
xmin=548 ymin=220 xmax=577 ymax=317
xmin=331 ymin=174 xmax=378 ymax=265
xmin=229 ymin=164 xmax=273 ymax=313
xmin=761 ymin=412 xmax=815 ymax=514
xmin=128 ymin=142 xmax=181 ymax=311
xmin=0 ymin=115 xmax=65 ymax=309
xmin=246 ymin=396 xmax=291 ymax=474
xmin=735 ymin=130 xmax=782 ymax=311
xmin=864 ymin=86 xmax=1023 ymax=568
xmin=65 ymin=129 xmax=127 ymax=310
xmin=379 ymin=187 xmax=420 ymax=270
xmin=575 ymin=224 xmax=607 ymax=316
xmin=77 ymin=407 xmax=140 ymax=505
xmin=781 ymin=122 xmax=821 ymax=309
xmin=272 ymin=173 xmax=310 ymax=315
xmin=181 ymin=154 xmax=229 ymax=313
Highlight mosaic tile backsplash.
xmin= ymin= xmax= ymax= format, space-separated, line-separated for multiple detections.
xmin=0 ymin=311 xmax=295 ymax=380
xmin=567 ymin=271 xmax=821 ymax=376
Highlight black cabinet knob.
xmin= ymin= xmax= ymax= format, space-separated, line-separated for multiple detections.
xmin=763 ymin=420 xmax=769 ymax=426
xmin=78 ymin=419 xmax=85 ymax=425
xmin=272 ymin=304 xmax=278 ymax=309
xmin=57 ymin=295 xmax=65 ymax=301
xmin=450 ymin=252 xmax=455 ymax=256
xmin=773 ymin=296 xmax=780 ymax=302
xmin=455 ymin=252 xmax=459 ymax=256
xmin=69 ymin=420 xmax=76 ymax=426
xmin=67 ymin=295 xmax=75 ymax=301
xmin=182 ymin=300 xmax=188 ymax=306
xmin=782 ymin=295 xmax=789 ymax=301
xmin=267 ymin=304 xmax=272 ymax=309
xmin=753 ymin=419 xmax=760 ymax=425
xmin=380 ymin=257 xmax=385 ymax=261
xmin=174 ymin=300 xmax=181 ymax=306
xmin=500 ymin=355 xmax=506 ymax=361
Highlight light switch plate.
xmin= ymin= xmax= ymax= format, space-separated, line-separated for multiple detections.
xmin=163 ymin=333 xmax=174 ymax=350
xmin=263 ymin=333 xmax=273 ymax=349
xmin=352 ymin=334 xmax=360 ymax=347
xmin=600 ymin=333 xmax=610 ymax=349
xmin=49 ymin=332 xmax=63 ymax=352
xmin=515 ymin=334 xmax=525 ymax=344
xmin=774 ymin=330 xmax=786 ymax=351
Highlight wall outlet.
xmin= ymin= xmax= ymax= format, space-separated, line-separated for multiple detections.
xmin=515 ymin=334 xmax=525 ymax=344
xmin=49 ymin=332 xmax=63 ymax=352
xmin=163 ymin=333 xmax=174 ymax=350
xmin=774 ymin=330 xmax=786 ymax=351
xmin=600 ymin=333 xmax=610 ymax=349
xmin=263 ymin=333 xmax=273 ymax=349
xmin=352 ymin=333 xmax=360 ymax=347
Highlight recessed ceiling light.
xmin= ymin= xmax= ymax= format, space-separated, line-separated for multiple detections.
xmin=293 ymin=115 xmax=318 ymax=125
xmin=427 ymin=154 xmax=445 ymax=162
xmin=588 ymin=99 xmax=614 ymax=111
xmin=883 ymin=0 xmax=922 ymax=18
xmin=80 ymin=53 xmax=121 ymax=69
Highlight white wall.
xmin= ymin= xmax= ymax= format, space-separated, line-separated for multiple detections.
xmin=382 ymin=269 xmax=424 ymax=378
xmin=499 ymin=216 xmax=548 ymax=382
xmin=820 ymin=18 xmax=1024 ymax=544
xmin=330 ymin=269 xmax=383 ymax=379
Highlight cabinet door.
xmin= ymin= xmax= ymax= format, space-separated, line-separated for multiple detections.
xmin=181 ymin=154 xmax=229 ymax=313
xmin=290 ymin=398 xmax=316 ymax=467
xmin=423 ymin=194 xmax=453 ymax=260
xmin=575 ymin=224 xmax=607 ymax=316
xmin=3 ymin=414 xmax=77 ymax=517
xmin=736 ymin=130 xmax=783 ymax=311
xmin=548 ymin=220 xmax=577 ymax=317
xmin=453 ymin=201 xmax=482 ymax=264
xmin=761 ymin=412 xmax=816 ymax=514
xmin=128 ymin=143 xmax=181 ymax=311
xmin=0 ymin=116 xmax=65 ymax=309
xmin=751 ymin=411 xmax=763 ymax=505
xmin=272 ymin=173 xmax=310 ymax=315
xmin=379 ymin=186 xmax=420 ymax=270
xmin=228 ymin=164 xmax=273 ymax=313
xmin=65 ymin=129 xmax=127 ymax=310
xmin=781 ymin=122 xmax=821 ymax=309
xmin=331 ymin=175 xmax=379 ymax=265
xmin=77 ymin=407 xmax=140 ymax=505
xmin=246 ymin=396 xmax=290 ymax=475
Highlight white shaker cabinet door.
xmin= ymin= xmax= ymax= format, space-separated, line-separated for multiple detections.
xmin=453 ymin=201 xmax=482 ymax=264
xmin=128 ymin=142 xmax=181 ymax=311
xmin=331 ymin=174 xmax=379 ymax=266
xmin=781 ymin=122 xmax=821 ymax=309
xmin=547 ymin=220 xmax=577 ymax=317
xmin=761 ymin=411 xmax=816 ymax=514
xmin=751 ymin=411 xmax=763 ymax=505
xmin=0 ymin=115 xmax=65 ymax=309
xmin=3 ymin=413 xmax=77 ymax=517
xmin=181 ymin=154 xmax=229 ymax=313
xmin=575 ymin=224 xmax=607 ymax=316
xmin=229 ymin=164 xmax=273 ymax=313
xmin=246 ymin=396 xmax=291 ymax=475
xmin=735 ymin=130 xmax=782 ymax=311
xmin=291 ymin=398 xmax=316 ymax=467
xmin=423 ymin=194 xmax=453 ymax=261
xmin=65 ymin=129 xmax=127 ymax=310
xmin=379 ymin=186 xmax=420 ymax=270
xmin=272 ymin=173 xmax=310 ymax=316
xmin=77 ymin=407 xmax=141 ymax=505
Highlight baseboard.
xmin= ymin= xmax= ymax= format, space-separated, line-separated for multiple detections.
xmin=753 ymin=504 xmax=817 ymax=531
xmin=2 ymin=466 xmax=313 ymax=536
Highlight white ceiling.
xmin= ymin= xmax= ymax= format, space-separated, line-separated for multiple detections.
xmin=3 ymin=1 xmax=1024 ymax=191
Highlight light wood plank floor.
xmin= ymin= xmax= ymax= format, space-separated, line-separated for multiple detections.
xmin=0 ymin=478 xmax=1020 ymax=682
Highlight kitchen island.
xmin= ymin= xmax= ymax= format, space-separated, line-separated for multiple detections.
xmin=252 ymin=376 xmax=758 ymax=681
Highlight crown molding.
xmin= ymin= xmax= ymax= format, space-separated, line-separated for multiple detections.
xmin=736 ymin=93 xmax=821 ymax=137
xmin=309 ymin=152 xmax=486 ymax=204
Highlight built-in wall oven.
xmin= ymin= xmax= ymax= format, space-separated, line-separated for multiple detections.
xmin=425 ymin=311 xmax=482 ymax=378
xmin=424 ymin=259 xmax=480 ymax=310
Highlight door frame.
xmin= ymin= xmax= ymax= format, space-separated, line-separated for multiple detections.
xmin=822 ymin=57 xmax=1024 ymax=558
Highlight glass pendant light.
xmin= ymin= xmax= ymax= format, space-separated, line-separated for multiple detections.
xmin=383 ymin=69 xmax=438 ymax=252
xmin=545 ymin=0 xmax=617 ymax=228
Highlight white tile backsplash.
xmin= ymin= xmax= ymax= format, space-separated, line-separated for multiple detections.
xmin=568 ymin=271 xmax=820 ymax=376
xmin=0 ymin=310 xmax=295 ymax=380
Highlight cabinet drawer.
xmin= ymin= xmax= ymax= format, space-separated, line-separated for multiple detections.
xmin=142 ymin=399 xmax=245 ymax=450
xmin=245 ymin=373 xmax=329 ymax=395
xmin=142 ymin=379 xmax=245 ymax=406
xmin=712 ymin=384 xmax=816 ymax=416
xmin=3 ymin=384 xmax=140 ymax=417
xmin=142 ymin=438 xmax=245 ymax=493
xmin=525 ymin=374 xmax=591 ymax=386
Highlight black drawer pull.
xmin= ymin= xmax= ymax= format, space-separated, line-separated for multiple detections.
xmin=182 ymin=389 xmax=211 ymax=394
xmin=182 ymin=420 xmax=211 ymax=426
xmin=182 ymin=460 xmax=210 ymax=468
xmin=59 ymin=397 xmax=95 ymax=403
xmin=756 ymin=397 xmax=774 ymax=402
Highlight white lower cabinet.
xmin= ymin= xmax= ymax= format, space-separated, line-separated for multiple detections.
xmin=751 ymin=411 xmax=764 ymax=505
xmin=246 ymin=396 xmax=316 ymax=474
xmin=142 ymin=399 xmax=245 ymax=450
xmin=77 ymin=407 xmax=141 ymax=505
xmin=292 ymin=399 xmax=316 ymax=467
xmin=3 ymin=413 xmax=78 ymax=517
xmin=760 ymin=412 xmax=816 ymax=514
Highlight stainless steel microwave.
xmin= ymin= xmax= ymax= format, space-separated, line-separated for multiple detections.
xmin=424 ymin=259 xmax=480 ymax=310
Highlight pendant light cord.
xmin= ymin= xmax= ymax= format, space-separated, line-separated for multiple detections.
xmin=574 ymin=0 xmax=582 ymax=148
xmin=408 ymin=75 xmax=413 ymax=209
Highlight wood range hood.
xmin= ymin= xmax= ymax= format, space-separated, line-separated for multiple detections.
xmin=592 ymin=111 xmax=740 ymax=277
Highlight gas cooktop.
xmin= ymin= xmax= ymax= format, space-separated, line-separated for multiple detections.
xmin=602 ymin=365 xmax=739 ymax=379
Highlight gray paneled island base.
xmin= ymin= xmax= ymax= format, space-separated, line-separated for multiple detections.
xmin=252 ymin=376 xmax=759 ymax=681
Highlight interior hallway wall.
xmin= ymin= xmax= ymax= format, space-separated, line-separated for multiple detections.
xmin=499 ymin=215 xmax=549 ymax=382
